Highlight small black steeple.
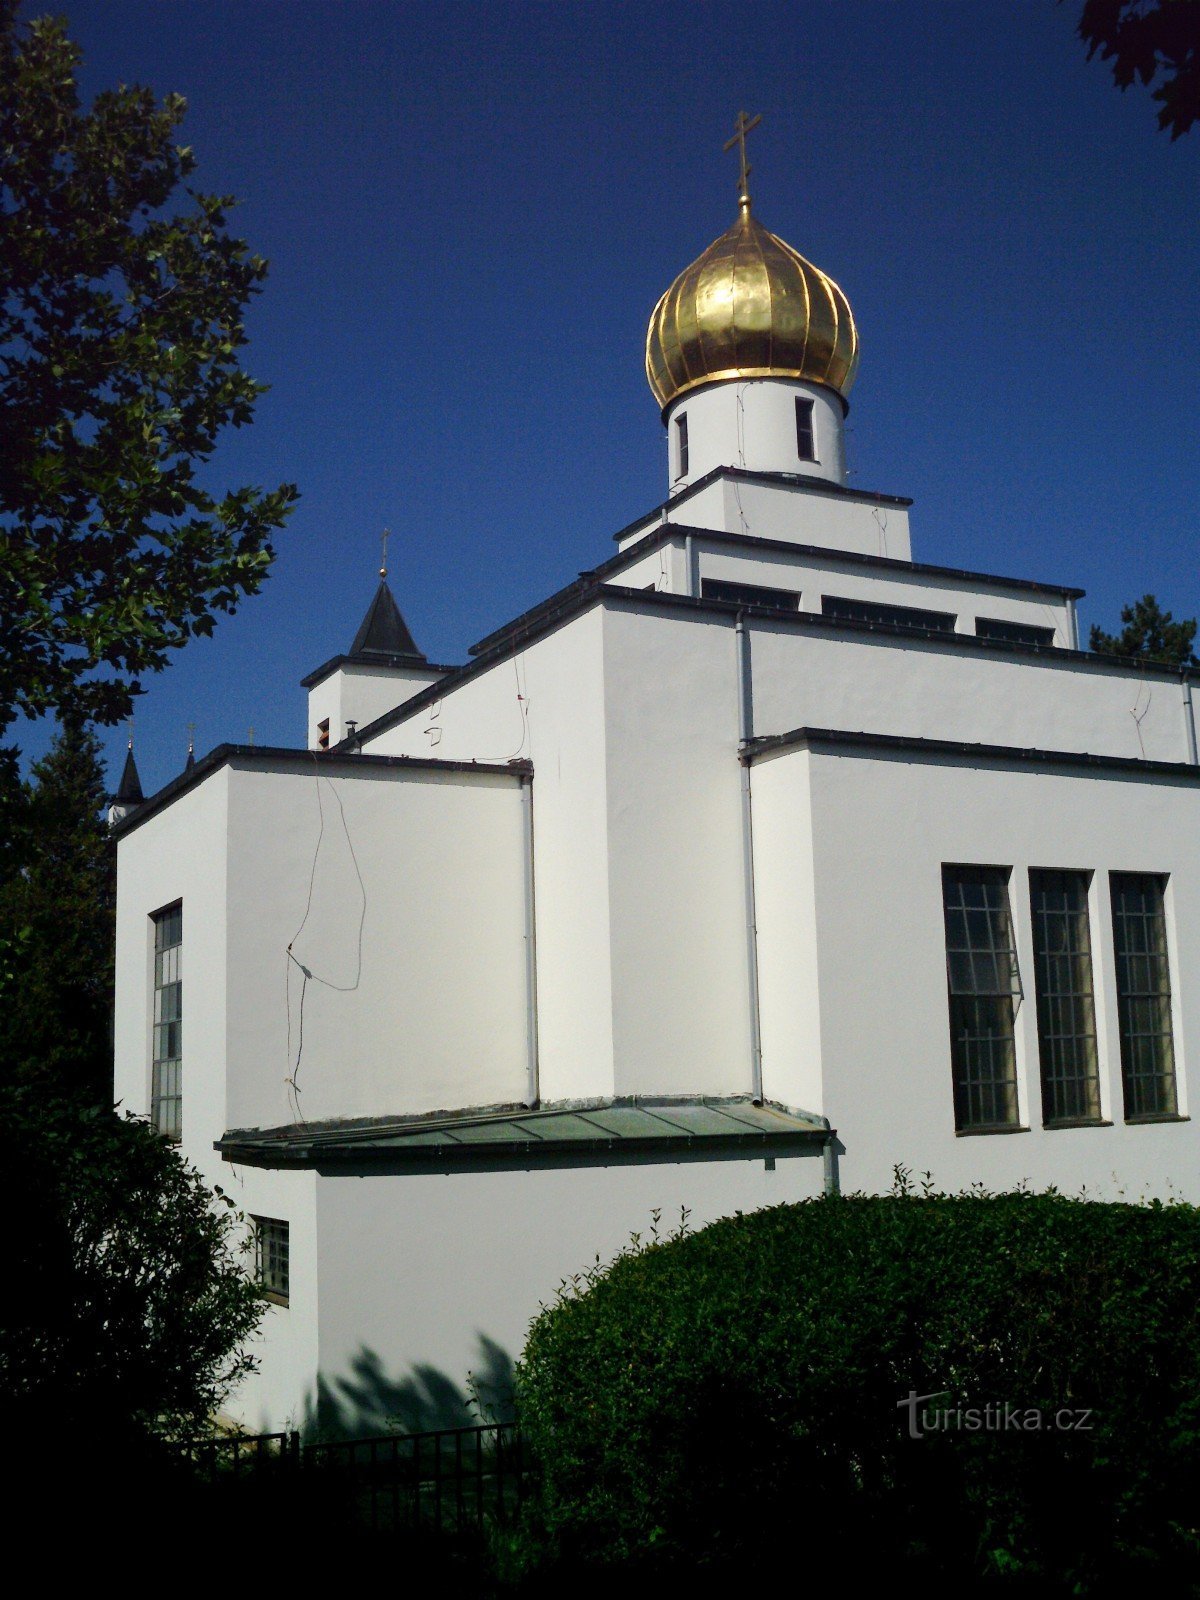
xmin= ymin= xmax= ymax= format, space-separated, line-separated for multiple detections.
xmin=349 ymin=578 xmax=426 ymax=662
xmin=114 ymin=743 xmax=144 ymax=806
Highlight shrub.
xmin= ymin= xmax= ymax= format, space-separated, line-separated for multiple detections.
xmin=517 ymin=1185 xmax=1200 ymax=1589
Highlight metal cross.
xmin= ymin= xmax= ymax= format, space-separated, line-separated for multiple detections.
xmin=380 ymin=526 xmax=390 ymax=580
xmin=723 ymin=109 xmax=762 ymax=205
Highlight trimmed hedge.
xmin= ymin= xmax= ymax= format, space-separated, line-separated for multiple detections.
xmin=516 ymin=1187 xmax=1200 ymax=1588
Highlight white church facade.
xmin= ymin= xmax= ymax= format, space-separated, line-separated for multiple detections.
xmin=113 ymin=157 xmax=1200 ymax=1434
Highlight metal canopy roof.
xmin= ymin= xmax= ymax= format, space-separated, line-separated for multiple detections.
xmin=216 ymin=1097 xmax=831 ymax=1169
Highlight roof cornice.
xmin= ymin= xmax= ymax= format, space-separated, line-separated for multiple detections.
xmin=112 ymin=744 xmax=531 ymax=838
xmin=746 ymin=725 xmax=1200 ymax=782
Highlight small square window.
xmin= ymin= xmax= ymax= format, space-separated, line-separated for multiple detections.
xmin=253 ymin=1216 xmax=290 ymax=1305
xmin=317 ymin=718 xmax=330 ymax=751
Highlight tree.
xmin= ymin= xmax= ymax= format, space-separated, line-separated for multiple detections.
xmin=1089 ymin=591 xmax=1198 ymax=666
xmin=518 ymin=1189 xmax=1200 ymax=1588
xmin=0 ymin=717 xmax=115 ymax=1101
xmin=1070 ymin=0 xmax=1200 ymax=139
xmin=0 ymin=3 xmax=298 ymax=735
xmin=0 ymin=1087 xmax=263 ymax=1447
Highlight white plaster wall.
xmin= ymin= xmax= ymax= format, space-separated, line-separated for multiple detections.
xmin=218 ymin=1165 xmax=319 ymax=1433
xmin=601 ymin=606 xmax=755 ymax=1097
xmin=223 ymin=760 xmax=530 ymax=1130
xmin=313 ymin=1148 xmax=825 ymax=1434
xmin=718 ymin=478 xmax=913 ymax=559
xmin=614 ymin=478 xmax=749 ymax=552
xmin=750 ymin=750 xmax=824 ymax=1116
xmin=665 ymin=378 xmax=846 ymax=490
xmin=306 ymin=663 xmax=444 ymax=751
xmin=361 ymin=612 xmax=616 ymax=1105
xmin=114 ymin=771 xmax=230 ymax=1151
xmin=114 ymin=774 xmax=320 ymax=1433
xmin=750 ymin=622 xmax=1189 ymax=763
xmin=762 ymin=743 xmax=1200 ymax=1200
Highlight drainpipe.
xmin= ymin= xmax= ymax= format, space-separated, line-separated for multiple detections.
xmin=822 ymin=1123 xmax=840 ymax=1197
xmin=1066 ymin=596 xmax=1080 ymax=651
xmin=684 ymin=533 xmax=697 ymax=598
xmin=736 ymin=614 xmax=764 ymax=1103
xmin=521 ymin=777 xmax=540 ymax=1107
xmin=1183 ymin=672 xmax=1198 ymax=766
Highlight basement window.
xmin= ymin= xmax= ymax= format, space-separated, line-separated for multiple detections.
xmin=976 ymin=617 xmax=1056 ymax=647
xmin=822 ymin=595 xmax=956 ymax=634
xmin=795 ymin=397 xmax=816 ymax=461
xmin=253 ymin=1217 xmax=290 ymax=1306
xmin=701 ymin=578 xmax=801 ymax=612
xmin=675 ymin=412 xmax=689 ymax=479
xmin=317 ymin=717 xmax=330 ymax=751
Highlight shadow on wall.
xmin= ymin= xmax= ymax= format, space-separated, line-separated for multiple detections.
xmin=306 ymin=1335 xmax=516 ymax=1440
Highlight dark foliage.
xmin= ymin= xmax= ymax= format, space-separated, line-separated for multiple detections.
xmin=1089 ymin=592 xmax=1198 ymax=666
xmin=0 ymin=717 xmax=114 ymax=1099
xmin=517 ymin=1187 xmax=1200 ymax=1590
xmin=0 ymin=1087 xmax=263 ymax=1450
xmin=0 ymin=2 xmax=297 ymax=734
xmin=1070 ymin=0 xmax=1200 ymax=138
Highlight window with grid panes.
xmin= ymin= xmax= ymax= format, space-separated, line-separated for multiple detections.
xmin=1110 ymin=872 xmax=1178 ymax=1119
xmin=151 ymin=903 xmax=182 ymax=1139
xmin=942 ymin=866 xmax=1022 ymax=1131
xmin=1029 ymin=870 xmax=1101 ymax=1124
xmin=253 ymin=1217 xmax=290 ymax=1305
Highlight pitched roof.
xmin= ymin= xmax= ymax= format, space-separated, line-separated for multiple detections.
xmin=350 ymin=579 xmax=425 ymax=661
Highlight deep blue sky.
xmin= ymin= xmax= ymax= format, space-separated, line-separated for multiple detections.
xmin=16 ymin=1 xmax=1200 ymax=795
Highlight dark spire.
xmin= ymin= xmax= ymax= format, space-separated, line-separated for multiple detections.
xmin=350 ymin=578 xmax=425 ymax=661
xmin=114 ymin=745 xmax=144 ymax=805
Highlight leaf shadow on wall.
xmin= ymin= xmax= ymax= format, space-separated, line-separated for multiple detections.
xmin=305 ymin=1335 xmax=516 ymax=1440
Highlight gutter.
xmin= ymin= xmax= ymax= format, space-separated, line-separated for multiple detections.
xmin=736 ymin=613 xmax=765 ymax=1103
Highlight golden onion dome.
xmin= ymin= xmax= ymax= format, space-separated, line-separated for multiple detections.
xmin=645 ymin=199 xmax=860 ymax=415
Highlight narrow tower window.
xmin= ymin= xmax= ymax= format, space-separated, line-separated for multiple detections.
xmin=795 ymin=397 xmax=816 ymax=462
xmin=675 ymin=413 xmax=689 ymax=479
xmin=152 ymin=902 xmax=183 ymax=1140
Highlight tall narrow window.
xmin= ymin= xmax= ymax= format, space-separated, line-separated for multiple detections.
xmin=253 ymin=1217 xmax=290 ymax=1306
xmin=942 ymin=865 xmax=1022 ymax=1131
xmin=1110 ymin=873 xmax=1178 ymax=1119
xmin=1029 ymin=870 xmax=1101 ymax=1124
xmin=675 ymin=413 xmax=689 ymax=479
xmin=152 ymin=902 xmax=183 ymax=1139
xmin=795 ymin=397 xmax=816 ymax=461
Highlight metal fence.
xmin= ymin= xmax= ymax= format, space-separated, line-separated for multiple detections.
xmin=182 ymin=1421 xmax=527 ymax=1536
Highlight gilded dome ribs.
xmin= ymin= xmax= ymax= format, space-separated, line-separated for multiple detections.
xmin=645 ymin=206 xmax=859 ymax=413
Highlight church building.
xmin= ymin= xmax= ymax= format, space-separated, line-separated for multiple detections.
xmin=113 ymin=129 xmax=1200 ymax=1433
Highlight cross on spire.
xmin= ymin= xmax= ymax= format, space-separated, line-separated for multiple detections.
xmin=380 ymin=526 xmax=390 ymax=580
xmin=723 ymin=109 xmax=762 ymax=213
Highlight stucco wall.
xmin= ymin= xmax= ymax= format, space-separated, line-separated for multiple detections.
xmin=755 ymin=741 xmax=1200 ymax=1200
xmin=750 ymin=620 xmax=1190 ymax=763
xmin=601 ymin=605 xmax=755 ymax=1097
xmin=223 ymin=760 xmax=530 ymax=1130
xmin=363 ymin=611 xmax=617 ymax=1105
xmin=311 ymin=1147 xmax=826 ymax=1435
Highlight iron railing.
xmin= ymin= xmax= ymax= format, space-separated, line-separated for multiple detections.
xmin=181 ymin=1420 xmax=527 ymax=1535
